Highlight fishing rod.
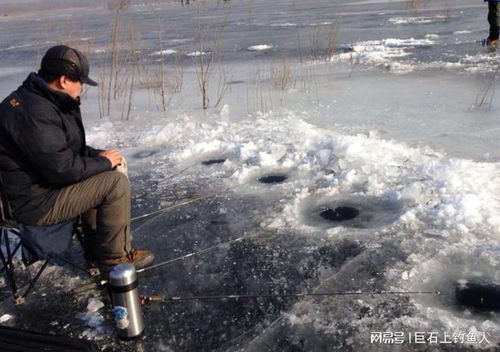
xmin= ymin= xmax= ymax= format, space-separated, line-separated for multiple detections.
xmin=74 ymin=161 xmax=336 ymax=293
xmin=71 ymin=230 xmax=266 ymax=294
xmin=136 ymin=229 xmax=266 ymax=274
xmin=139 ymin=290 xmax=442 ymax=305
xmin=158 ymin=156 xmax=223 ymax=182
xmin=131 ymin=162 xmax=300 ymax=223
xmin=131 ymin=178 xmax=253 ymax=222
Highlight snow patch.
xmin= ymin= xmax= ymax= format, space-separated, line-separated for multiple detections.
xmin=248 ymin=44 xmax=273 ymax=51
xmin=388 ymin=16 xmax=449 ymax=25
xmin=153 ymin=49 xmax=177 ymax=56
xmin=331 ymin=38 xmax=435 ymax=73
xmin=186 ymin=51 xmax=208 ymax=57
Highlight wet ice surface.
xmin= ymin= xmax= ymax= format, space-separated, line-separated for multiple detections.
xmin=1 ymin=0 xmax=500 ymax=351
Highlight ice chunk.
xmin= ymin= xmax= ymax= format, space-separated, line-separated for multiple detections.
xmin=87 ymin=298 xmax=105 ymax=313
xmin=0 ymin=314 xmax=13 ymax=323
xmin=76 ymin=312 xmax=104 ymax=328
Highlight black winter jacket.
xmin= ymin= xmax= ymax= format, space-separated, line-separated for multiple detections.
xmin=0 ymin=73 xmax=111 ymax=224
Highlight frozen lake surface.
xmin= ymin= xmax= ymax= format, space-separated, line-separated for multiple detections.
xmin=1 ymin=0 xmax=500 ymax=351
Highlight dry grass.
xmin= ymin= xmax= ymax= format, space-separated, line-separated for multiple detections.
xmin=407 ymin=0 xmax=423 ymax=12
xmin=246 ymin=67 xmax=273 ymax=113
xmin=475 ymin=65 xmax=499 ymax=111
xmin=309 ymin=22 xmax=339 ymax=61
xmin=270 ymin=56 xmax=293 ymax=91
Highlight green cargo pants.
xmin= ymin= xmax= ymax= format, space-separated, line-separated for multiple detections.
xmin=36 ymin=171 xmax=132 ymax=259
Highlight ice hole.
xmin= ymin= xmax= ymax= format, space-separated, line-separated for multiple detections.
xmin=319 ymin=206 xmax=360 ymax=222
xmin=455 ymin=278 xmax=500 ymax=311
xmin=258 ymin=175 xmax=288 ymax=184
xmin=201 ymin=159 xmax=227 ymax=165
xmin=134 ymin=150 xmax=158 ymax=159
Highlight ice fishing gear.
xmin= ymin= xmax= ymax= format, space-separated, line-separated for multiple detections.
xmin=130 ymin=172 xmax=267 ymax=223
xmin=108 ymin=264 xmax=144 ymax=340
xmin=71 ymin=230 xmax=265 ymax=294
xmin=139 ymin=290 xmax=441 ymax=305
xmin=136 ymin=229 xmax=266 ymax=274
xmin=131 ymin=154 xmax=298 ymax=223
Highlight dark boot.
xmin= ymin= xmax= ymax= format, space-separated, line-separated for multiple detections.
xmin=99 ymin=248 xmax=154 ymax=270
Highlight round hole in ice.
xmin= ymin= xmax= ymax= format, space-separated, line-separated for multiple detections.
xmin=319 ymin=206 xmax=360 ymax=222
xmin=134 ymin=150 xmax=159 ymax=159
xmin=201 ymin=159 xmax=227 ymax=166
xmin=302 ymin=195 xmax=403 ymax=230
xmin=258 ymin=175 xmax=288 ymax=184
xmin=455 ymin=278 xmax=500 ymax=311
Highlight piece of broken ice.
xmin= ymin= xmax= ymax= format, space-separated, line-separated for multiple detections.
xmin=0 ymin=314 xmax=13 ymax=323
xmin=87 ymin=297 xmax=105 ymax=313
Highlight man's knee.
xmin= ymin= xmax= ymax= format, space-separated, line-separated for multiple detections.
xmin=99 ymin=171 xmax=130 ymax=200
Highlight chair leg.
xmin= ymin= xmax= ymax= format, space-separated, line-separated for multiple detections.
xmin=20 ymin=256 xmax=51 ymax=304
xmin=1 ymin=222 xmax=101 ymax=304
xmin=0 ymin=228 xmax=20 ymax=301
xmin=72 ymin=225 xmax=100 ymax=277
xmin=56 ymin=254 xmax=98 ymax=276
xmin=0 ymin=238 xmax=21 ymax=274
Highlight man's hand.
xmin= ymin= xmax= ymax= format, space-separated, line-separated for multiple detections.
xmin=99 ymin=149 xmax=123 ymax=168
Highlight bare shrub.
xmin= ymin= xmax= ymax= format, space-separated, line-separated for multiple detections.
xmin=143 ymin=54 xmax=184 ymax=112
xmin=121 ymin=27 xmax=140 ymax=121
xmin=142 ymin=9 xmax=185 ymax=112
xmin=214 ymin=64 xmax=232 ymax=109
xmin=246 ymin=67 xmax=273 ymax=113
xmin=309 ymin=22 xmax=339 ymax=61
xmin=270 ymin=56 xmax=293 ymax=91
xmin=107 ymin=0 xmax=130 ymax=11
xmin=98 ymin=4 xmax=129 ymax=117
xmin=407 ymin=0 xmax=422 ymax=12
xmin=194 ymin=3 xmax=229 ymax=110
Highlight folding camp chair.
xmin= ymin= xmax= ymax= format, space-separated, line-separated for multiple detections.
xmin=0 ymin=177 xmax=99 ymax=305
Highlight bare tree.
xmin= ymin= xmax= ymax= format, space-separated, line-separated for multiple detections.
xmin=194 ymin=3 xmax=230 ymax=110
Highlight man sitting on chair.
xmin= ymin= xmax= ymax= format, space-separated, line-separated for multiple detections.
xmin=0 ymin=45 xmax=154 ymax=269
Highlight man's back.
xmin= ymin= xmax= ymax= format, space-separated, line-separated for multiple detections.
xmin=0 ymin=44 xmax=153 ymax=269
xmin=0 ymin=73 xmax=108 ymax=224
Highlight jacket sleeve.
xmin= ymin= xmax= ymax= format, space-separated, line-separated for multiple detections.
xmin=84 ymin=146 xmax=104 ymax=158
xmin=14 ymin=105 xmax=111 ymax=186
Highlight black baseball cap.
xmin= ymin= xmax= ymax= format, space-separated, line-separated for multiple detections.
xmin=40 ymin=45 xmax=98 ymax=86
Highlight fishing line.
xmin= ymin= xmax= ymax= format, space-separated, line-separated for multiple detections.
xmin=73 ymin=219 xmax=276 ymax=293
xmin=131 ymin=162 xmax=300 ymax=223
xmin=476 ymin=62 xmax=499 ymax=109
xmin=73 ymin=160 xmax=345 ymax=293
xmin=163 ymin=160 xmax=201 ymax=181
xmin=132 ymin=165 xmax=303 ymax=272
xmin=139 ymin=290 xmax=441 ymax=305
xmin=131 ymin=178 xmax=253 ymax=222
xmin=136 ymin=229 xmax=269 ymax=274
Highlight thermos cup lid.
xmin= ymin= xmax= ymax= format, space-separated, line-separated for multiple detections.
xmin=109 ymin=264 xmax=137 ymax=287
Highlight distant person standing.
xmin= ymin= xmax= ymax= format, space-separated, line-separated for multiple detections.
xmin=485 ymin=0 xmax=500 ymax=47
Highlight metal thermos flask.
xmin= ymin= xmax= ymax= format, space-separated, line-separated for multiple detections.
xmin=109 ymin=264 xmax=144 ymax=340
